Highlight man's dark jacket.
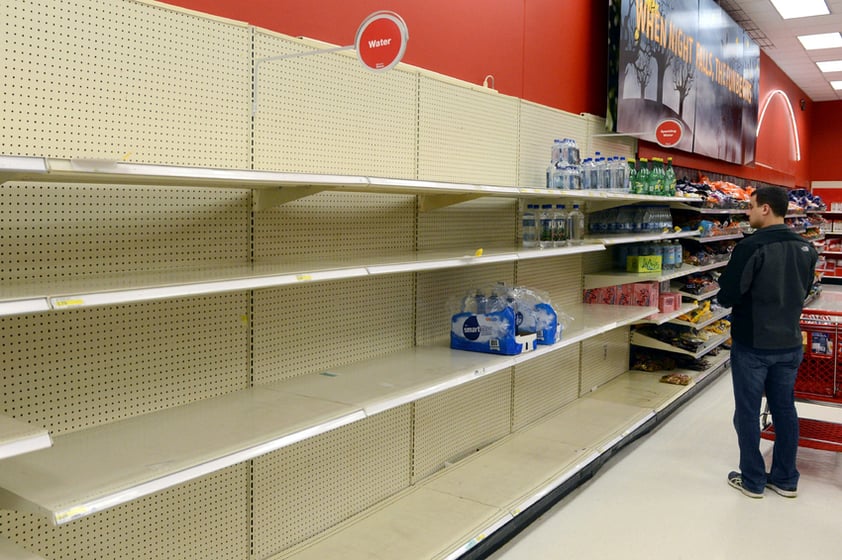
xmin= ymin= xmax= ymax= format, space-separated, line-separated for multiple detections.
xmin=718 ymin=224 xmax=817 ymax=352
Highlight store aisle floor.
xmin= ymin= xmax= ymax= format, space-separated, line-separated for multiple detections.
xmin=487 ymin=370 xmax=842 ymax=560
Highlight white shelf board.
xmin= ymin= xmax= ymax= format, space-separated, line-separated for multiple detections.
xmin=696 ymin=260 xmax=729 ymax=272
xmin=275 ymin=486 xmax=510 ymax=560
xmin=0 ymin=416 xmax=52 ymax=461
xmin=634 ymin=301 xmax=698 ymax=325
xmin=0 ymin=302 xmax=656 ymax=525
xmin=281 ymin=305 xmax=656 ymax=416
xmin=674 ymin=286 xmax=720 ymax=301
xmin=275 ymin=352 xmax=712 ymax=560
xmin=0 ymin=387 xmax=366 ymax=525
xmin=583 ymin=264 xmax=701 ymax=290
xmin=0 ymin=155 xmax=706 ymax=208
xmin=669 ymin=306 xmax=731 ymax=329
xmin=0 ymin=536 xmax=44 ymax=560
xmin=630 ymin=330 xmax=730 ymax=359
xmin=0 ymin=245 xmax=608 ymax=317
xmin=586 ymin=229 xmax=700 ymax=246
xmin=696 ymin=233 xmax=743 ymax=243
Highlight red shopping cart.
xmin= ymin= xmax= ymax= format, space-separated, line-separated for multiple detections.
xmin=760 ymin=309 xmax=842 ymax=452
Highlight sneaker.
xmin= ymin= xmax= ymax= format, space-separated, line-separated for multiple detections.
xmin=727 ymin=471 xmax=764 ymax=498
xmin=766 ymin=481 xmax=798 ymax=498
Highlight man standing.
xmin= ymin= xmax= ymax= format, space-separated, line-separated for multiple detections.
xmin=718 ymin=185 xmax=817 ymax=499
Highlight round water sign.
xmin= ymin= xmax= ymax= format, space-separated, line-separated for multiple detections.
xmin=355 ymin=11 xmax=409 ymax=72
xmin=655 ymin=119 xmax=683 ymax=147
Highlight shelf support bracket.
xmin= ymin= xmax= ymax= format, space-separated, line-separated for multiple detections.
xmin=253 ymin=186 xmax=326 ymax=211
xmin=418 ymin=194 xmax=484 ymax=212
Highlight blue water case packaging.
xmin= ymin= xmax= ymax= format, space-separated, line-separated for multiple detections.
xmin=449 ymin=283 xmax=564 ymax=355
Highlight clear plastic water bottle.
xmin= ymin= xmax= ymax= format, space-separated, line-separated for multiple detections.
xmin=546 ymin=161 xmax=556 ymax=188
xmin=522 ymin=204 xmax=538 ymax=248
xmin=672 ymin=240 xmax=683 ymax=269
xmin=553 ymin=204 xmax=568 ymax=247
xmin=568 ymin=203 xmax=585 ymax=245
xmin=539 ymin=204 xmax=554 ymax=248
xmin=626 ymin=158 xmax=636 ymax=192
xmin=581 ymin=158 xmax=595 ymax=189
xmin=662 ymin=240 xmax=675 ymax=270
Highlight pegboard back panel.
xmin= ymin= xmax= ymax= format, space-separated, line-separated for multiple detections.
xmin=580 ymin=326 xmax=632 ymax=395
xmin=252 ymin=406 xmax=411 ymax=558
xmin=418 ymin=76 xmax=519 ymax=186
xmin=581 ymin=113 xmax=637 ymax=160
xmin=252 ymin=31 xmax=418 ymax=178
xmin=581 ymin=249 xmax=614 ymax=275
xmin=252 ymin=275 xmax=415 ymax=384
xmin=417 ymin=198 xmax=517 ymax=253
xmin=515 ymin=254 xmax=584 ymax=309
xmin=0 ymin=294 xmax=250 ymax=436
xmin=0 ymin=0 xmax=251 ymax=166
xmin=413 ymin=372 xmax=513 ymax=482
xmin=253 ymin=191 xmax=416 ymax=262
xmin=415 ymin=263 xmax=516 ymax=347
xmin=0 ymin=464 xmax=250 ymax=560
xmin=518 ymin=100 xmax=590 ymax=189
xmin=0 ymin=183 xmax=251 ymax=282
xmin=512 ymin=344 xmax=580 ymax=431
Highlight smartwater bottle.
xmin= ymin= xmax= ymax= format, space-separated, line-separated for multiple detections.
xmin=522 ymin=204 xmax=538 ymax=248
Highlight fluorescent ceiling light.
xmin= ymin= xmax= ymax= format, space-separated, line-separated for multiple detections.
xmin=798 ymin=32 xmax=842 ymax=50
xmin=770 ymin=0 xmax=829 ymax=19
xmin=817 ymin=60 xmax=842 ymax=72
xmin=831 ymin=80 xmax=842 ymax=90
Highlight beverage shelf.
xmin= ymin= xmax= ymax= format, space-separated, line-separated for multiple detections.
xmin=0 ymin=416 xmax=52 ymax=461
xmin=583 ymin=264 xmax=701 ymax=290
xmin=274 ymin=363 xmax=727 ymax=560
xmin=0 ymin=245 xmax=604 ymax=318
xmin=0 ymin=304 xmax=653 ymax=526
xmin=586 ymin=229 xmax=700 ymax=246
xmin=0 ymin=155 xmax=703 ymax=212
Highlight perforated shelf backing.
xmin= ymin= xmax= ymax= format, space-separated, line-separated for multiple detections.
xmin=412 ymin=372 xmax=513 ymax=483
xmin=0 ymin=294 xmax=250 ymax=436
xmin=418 ymin=76 xmax=520 ymax=186
xmin=252 ymin=30 xmax=418 ymax=179
xmin=253 ymin=191 xmax=416 ymax=263
xmin=519 ymin=100 xmax=591 ymax=189
xmin=0 ymin=183 xmax=251 ymax=283
xmin=580 ymin=326 xmax=633 ymax=396
xmin=1 ymin=0 xmax=251 ymax=166
xmin=512 ymin=344 xmax=581 ymax=431
xmin=252 ymin=275 xmax=415 ymax=385
xmin=417 ymin=197 xmax=517 ymax=253
xmin=0 ymin=465 xmax=250 ymax=560
xmin=252 ymin=406 xmax=411 ymax=559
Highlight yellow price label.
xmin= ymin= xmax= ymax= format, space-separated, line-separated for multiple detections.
xmin=53 ymin=298 xmax=85 ymax=307
xmin=296 ymin=274 xmax=313 ymax=282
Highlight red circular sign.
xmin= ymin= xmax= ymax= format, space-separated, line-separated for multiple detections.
xmin=655 ymin=119 xmax=683 ymax=147
xmin=355 ymin=12 xmax=408 ymax=72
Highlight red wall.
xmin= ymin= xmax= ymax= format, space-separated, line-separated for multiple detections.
xmin=160 ymin=0 xmax=840 ymax=189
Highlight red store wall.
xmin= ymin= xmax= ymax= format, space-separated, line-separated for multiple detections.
xmin=161 ymin=0 xmax=841 ymax=191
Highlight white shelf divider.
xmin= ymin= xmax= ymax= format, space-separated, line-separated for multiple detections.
xmin=0 ymin=416 xmax=52 ymax=461
xmin=634 ymin=301 xmax=698 ymax=326
xmin=586 ymin=229 xmax=700 ymax=246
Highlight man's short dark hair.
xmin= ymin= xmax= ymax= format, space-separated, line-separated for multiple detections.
xmin=753 ymin=186 xmax=789 ymax=217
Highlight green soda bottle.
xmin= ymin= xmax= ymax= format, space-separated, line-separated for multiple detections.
xmin=634 ymin=158 xmax=649 ymax=195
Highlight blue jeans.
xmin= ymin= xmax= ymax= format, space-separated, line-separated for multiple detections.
xmin=730 ymin=341 xmax=802 ymax=493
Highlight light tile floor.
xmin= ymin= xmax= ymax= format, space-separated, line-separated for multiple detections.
xmin=489 ymin=347 xmax=842 ymax=559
